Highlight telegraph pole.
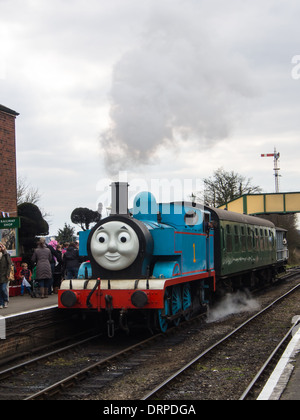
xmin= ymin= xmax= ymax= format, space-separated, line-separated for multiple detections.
xmin=261 ymin=147 xmax=280 ymax=193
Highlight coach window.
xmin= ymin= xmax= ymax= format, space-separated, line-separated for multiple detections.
xmin=221 ymin=226 xmax=225 ymax=250
xmin=270 ymin=231 xmax=275 ymax=247
xmin=241 ymin=226 xmax=246 ymax=251
xmin=247 ymin=227 xmax=252 ymax=250
xmin=234 ymin=225 xmax=239 ymax=250
xmin=260 ymin=229 xmax=264 ymax=250
xmin=255 ymin=228 xmax=259 ymax=250
xmin=264 ymin=230 xmax=269 ymax=249
xmin=226 ymin=225 xmax=233 ymax=252
xmin=268 ymin=231 xmax=272 ymax=249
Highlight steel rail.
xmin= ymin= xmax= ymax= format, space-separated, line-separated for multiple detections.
xmin=239 ymin=316 xmax=300 ymax=400
xmin=24 ymin=333 xmax=163 ymax=400
xmin=0 ymin=334 xmax=101 ymax=380
xmin=141 ymin=282 xmax=300 ymax=400
xmin=22 ymin=310 xmax=208 ymax=399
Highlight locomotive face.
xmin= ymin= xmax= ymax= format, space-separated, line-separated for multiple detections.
xmin=90 ymin=221 xmax=140 ymax=271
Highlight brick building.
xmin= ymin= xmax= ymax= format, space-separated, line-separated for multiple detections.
xmin=0 ymin=104 xmax=19 ymax=217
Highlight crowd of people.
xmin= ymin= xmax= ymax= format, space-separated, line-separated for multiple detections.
xmin=0 ymin=238 xmax=84 ymax=307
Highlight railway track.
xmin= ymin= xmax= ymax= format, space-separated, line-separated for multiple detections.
xmin=21 ymin=314 xmax=208 ymax=400
xmin=240 ymin=314 xmax=300 ymax=400
xmin=24 ymin=334 xmax=163 ymax=400
xmin=141 ymin=281 xmax=300 ymax=400
xmin=0 ymin=328 xmax=159 ymax=400
xmin=0 ymin=271 xmax=299 ymax=400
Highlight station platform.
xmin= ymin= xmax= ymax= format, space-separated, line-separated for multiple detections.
xmin=281 ymin=352 xmax=300 ymax=400
xmin=0 ymin=293 xmax=59 ymax=343
xmin=257 ymin=317 xmax=300 ymax=400
xmin=0 ymin=293 xmax=58 ymax=318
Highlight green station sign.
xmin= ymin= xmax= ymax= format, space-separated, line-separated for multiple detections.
xmin=0 ymin=217 xmax=21 ymax=229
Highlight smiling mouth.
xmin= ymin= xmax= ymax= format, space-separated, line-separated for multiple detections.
xmin=105 ymin=253 xmax=121 ymax=262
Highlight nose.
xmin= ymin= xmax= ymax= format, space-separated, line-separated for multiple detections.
xmin=107 ymin=236 xmax=118 ymax=252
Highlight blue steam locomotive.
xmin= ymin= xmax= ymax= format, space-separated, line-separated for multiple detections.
xmin=58 ymin=182 xmax=288 ymax=336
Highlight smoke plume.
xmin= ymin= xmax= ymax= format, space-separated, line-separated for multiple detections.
xmin=101 ymin=1 xmax=256 ymax=175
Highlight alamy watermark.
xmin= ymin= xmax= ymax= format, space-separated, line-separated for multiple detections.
xmin=291 ymin=55 xmax=300 ymax=80
xmin=95 ymin=171 xmax=204 ymax=217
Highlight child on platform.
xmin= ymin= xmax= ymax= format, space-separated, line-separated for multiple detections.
xmin=19 ymin=263 xmax=33 ymax=297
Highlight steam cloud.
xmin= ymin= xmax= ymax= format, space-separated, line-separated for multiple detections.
xmin=101 ymin=1 xmax=256 ymax=175
xmin=207 ymin=290 xmax=260 ymax=323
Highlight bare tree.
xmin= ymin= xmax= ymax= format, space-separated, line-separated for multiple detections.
xmin=199 ymin=167 xmax=262 ymax=208
xmin=17 ymin=175 xmax=41 ymax=206
xmin=17 ymin=175 xmax=51 ymax=222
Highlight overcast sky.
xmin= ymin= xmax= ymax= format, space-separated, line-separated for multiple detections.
xmin=1 ymin=0 xmax=300 ymax=235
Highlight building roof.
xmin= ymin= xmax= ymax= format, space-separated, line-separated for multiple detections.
xmin=0 ymin=104 xmax=19 ymax=116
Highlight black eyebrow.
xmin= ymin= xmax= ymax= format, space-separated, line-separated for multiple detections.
xmin=96 ymin=226 xmax=105 ymax=231
xmin=121 ymin=226 xmax=128 ymax=230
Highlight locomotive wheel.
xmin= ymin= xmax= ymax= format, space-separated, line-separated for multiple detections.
xmin=182 ymin=283 xmax=192 ymax=320
xmin=157 ymin=293 xmax=170 ymax=333
xmin=171 ymin=285 xmax=182 ymax=326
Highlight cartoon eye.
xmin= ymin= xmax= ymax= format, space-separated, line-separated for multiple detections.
xmin=118 ymin=232 xmax=131 ymax=243
xmin=97 ymin=232 xmax=109 ymax=244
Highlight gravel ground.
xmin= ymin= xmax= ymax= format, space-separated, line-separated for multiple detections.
xmin=95 ymin=278 xmax=300 ymax=400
